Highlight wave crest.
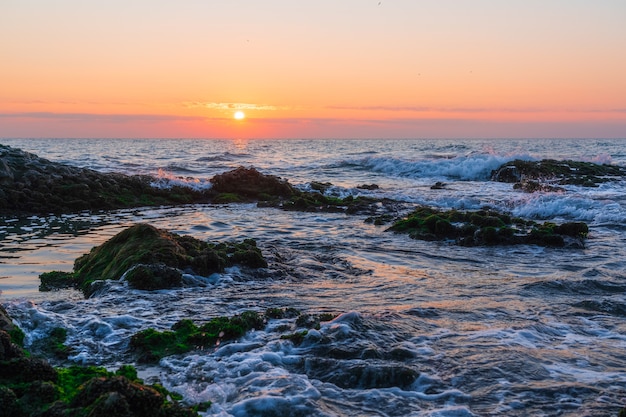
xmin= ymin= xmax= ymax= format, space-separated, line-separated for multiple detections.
xmin=150 ymin=168 xmax=213 ymax=191
xmin=345 ymin=152 xmax=534 ymax=181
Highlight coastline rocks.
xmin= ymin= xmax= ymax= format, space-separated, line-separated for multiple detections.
xmin=1 ymin=145 xmax=402 ymax=218
xmin=129 ymin=308 xmax=339 ymax=363
xmin=0 ymin=144 xmax=210 ymax=216
xmin=210 ymin=166 xmax=295 ymax=201
xmin=0 ymin=320 xmax=200 ymax=417
xmin=491 ymin=159 xmax=626 ymax=190
xmin=130 ymin=311 xmax=266 ymax=363
xmin=387 ymin=206 xmax=589 ymax=247
xmin=39 ymin=223 xmax=267 ymax=297
xmin=0 ymin=305 xmax=25 ymax=348
xmin=513 ymin=180 xmax=565 ymax=193
xmin=356 ymin=183 xmax=379 ymax=190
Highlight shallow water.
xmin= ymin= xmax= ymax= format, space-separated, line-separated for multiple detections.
xmin=2 ymin=138 xmax=626 ymax=416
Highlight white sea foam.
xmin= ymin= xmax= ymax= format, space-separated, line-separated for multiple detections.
xmin=150 ymin=168 xmax=213 ymax=191
xmin=352 ymin=152 xmax=533 ymax=181
xmin=3 ymin=138 xmax=626 ymax=416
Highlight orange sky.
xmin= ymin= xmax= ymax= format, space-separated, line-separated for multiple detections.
xmin=1 ymin=1 xmax=625 ymax=139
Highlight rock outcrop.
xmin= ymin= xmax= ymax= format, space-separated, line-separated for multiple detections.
xmin=491 ymin=159 xmax=626 ymax=190
xmin=0 ymin=144 xmax=210 ymax=216
xmin=387 ymin=206 xmax=589 ymax=247
xmin=0 ymin=308 xmax=200 ymax=417
xmin=39 ymin=223 xmax=267 ymax=297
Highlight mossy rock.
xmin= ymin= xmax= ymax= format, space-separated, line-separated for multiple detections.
xmin=30 ymin=327 xmax=74 ymax=360
xmin=0 ymin=312 xmax=202 ymax=417
xmin=212 ymin=192 xmax=244 ymax=204
xmin=491 ymin=159 xmax=626 ymax=188
xmin=210 ymin=166 xmax=295 ymax=200
xmin=124 ymin=264 xmax=183 ymax=291
xmin=39 ymin=270 xmax=79 ymax=292
xmin=388 ymin=206 xmax=589 ymax=248
xmin=130 ymin=308 xmax=338 ymax=362
xmin=280 ymin=330 xmax=308 ymax=346
xmin=130 ymin=311 xmax=266 ymax=362
xmin=39 ymin=224 xmax=267 ymax=297
xmin=0 ymin=305 xmax=25 ymax=348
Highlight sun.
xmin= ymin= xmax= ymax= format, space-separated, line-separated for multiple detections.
xmin=234 ymin=111 xmax=245 ymax=120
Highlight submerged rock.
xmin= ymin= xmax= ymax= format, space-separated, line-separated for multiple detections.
xmin=39 ymin=223 xmax=267 ymax=297
xmin=387 ymin=206 xmax=588 ymax=247
xmin=304 ymin=357 xmax=418 ymax=389
xmin=130 ymin=308 xmax=338 ymax=363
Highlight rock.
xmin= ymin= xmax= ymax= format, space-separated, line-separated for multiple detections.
xmin=0 ymin=308 xmax=200 ymax=417
xmin=388 ymin=206 xmax=589 ymax=248
xmin=130 ymin=309 xmax=336 ymax=363
xmin=491 ymin=159 xmax=626 ymax=189
xmin=70 ymin=376 xmax=164 ymax=415
xmin=130 ymin=311 xmax=266 ymax=362
xmin=0 ymin=144 xmax=211 ymax=216
xmin=39 ymin=224 xmax=267 ymax=297
xmin=210 ymin=166 xmax=295 ymax=200
xmin=491 ymin=165 xmax=521 ymax=183
xmin=304 ymin=357 xmax=419 ymax=389
xmin=430 ymin=181 xmax=446 ymax=190
xmin=513 ymin=180 xmax=564 ymax=193
xmin=356 ymin=184 xmax=379 ymax=190
xmin=310 ymin=181 xmax=333 ymax=193
xmin=0 ymin=304 xmax=25 ymax=348
xmin=554 ymin=222 xmax=589 ymax=238
xmin=0 ymin=330 xmax=23 ymax=361
xmin=124 ymin=264 xmax=183 ymax=291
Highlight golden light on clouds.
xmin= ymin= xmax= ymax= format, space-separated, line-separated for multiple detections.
xmin=1 ymin=1 xmax=625 ymax=138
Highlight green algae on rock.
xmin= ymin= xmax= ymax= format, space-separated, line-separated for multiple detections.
xmin=0 ymin=305 xmax=200 ymax=417
xmin=387 ymin=206 xmax=588 ymax=247
xmin=0 ymin=144 xmax=211 ymax=216
xmin=39 ymin=223 xmax=267 ymax=297
xmin=130 ymin=311 xmax=266 ymax=362
xmin=130 ymin=308 xmax=339 ymax=363
xmin=209 ymin=167 xmax=404 ymax=216
xmin=209 ymin=166 xmax=296 ymax=201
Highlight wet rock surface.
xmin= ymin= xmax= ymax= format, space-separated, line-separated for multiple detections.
xmin=210 ymin=166 xmax=295 ymax=200
xmin=491 ymin=158 xmax=626 ymax=189
xmin=0 ymin=145 xmax=210 ymax=216
xmin=386 ymin=206 xmax=588 ymax=247
xmin=39 ymin=223 xmax=267 ymax=297
xmin=0 ymin=307 xmax=201 ymax=417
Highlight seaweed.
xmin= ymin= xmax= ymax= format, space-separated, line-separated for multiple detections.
xmin=39 ymin=224 xmax=267 ymax=297
xmin=388 ymin=206 xmax=588 ymax=247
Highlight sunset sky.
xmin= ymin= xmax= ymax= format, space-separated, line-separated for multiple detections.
xmin=2 ymin=1 xmax=625 ymax=139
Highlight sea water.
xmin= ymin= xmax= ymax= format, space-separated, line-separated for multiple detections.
xmin=1 ymin=138 xmax=625 ymax=416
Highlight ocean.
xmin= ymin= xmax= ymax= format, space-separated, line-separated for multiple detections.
xmin=1 ymin=137 xmax=625 ymax=416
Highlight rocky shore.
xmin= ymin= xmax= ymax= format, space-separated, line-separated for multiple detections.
xmin=491 ymin=158 xmax=626 ymax=192
xmin=0 ymin=304 xmax=203 ymax=417
xmin=3 ymin=145 xmax=626 ymax=415
xmin=40 ymin=224 xmax=268 ymax=297
xmin=0 ymin=145 xmax=211 ymax=216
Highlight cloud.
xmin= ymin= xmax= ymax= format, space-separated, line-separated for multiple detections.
xmin=0 ymin=112 xmax=203 ymax=123
xmin=183 ymin=102 xmax=290 ymax=111
xmin=326 ymin=105 xmax=626 ymax=114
